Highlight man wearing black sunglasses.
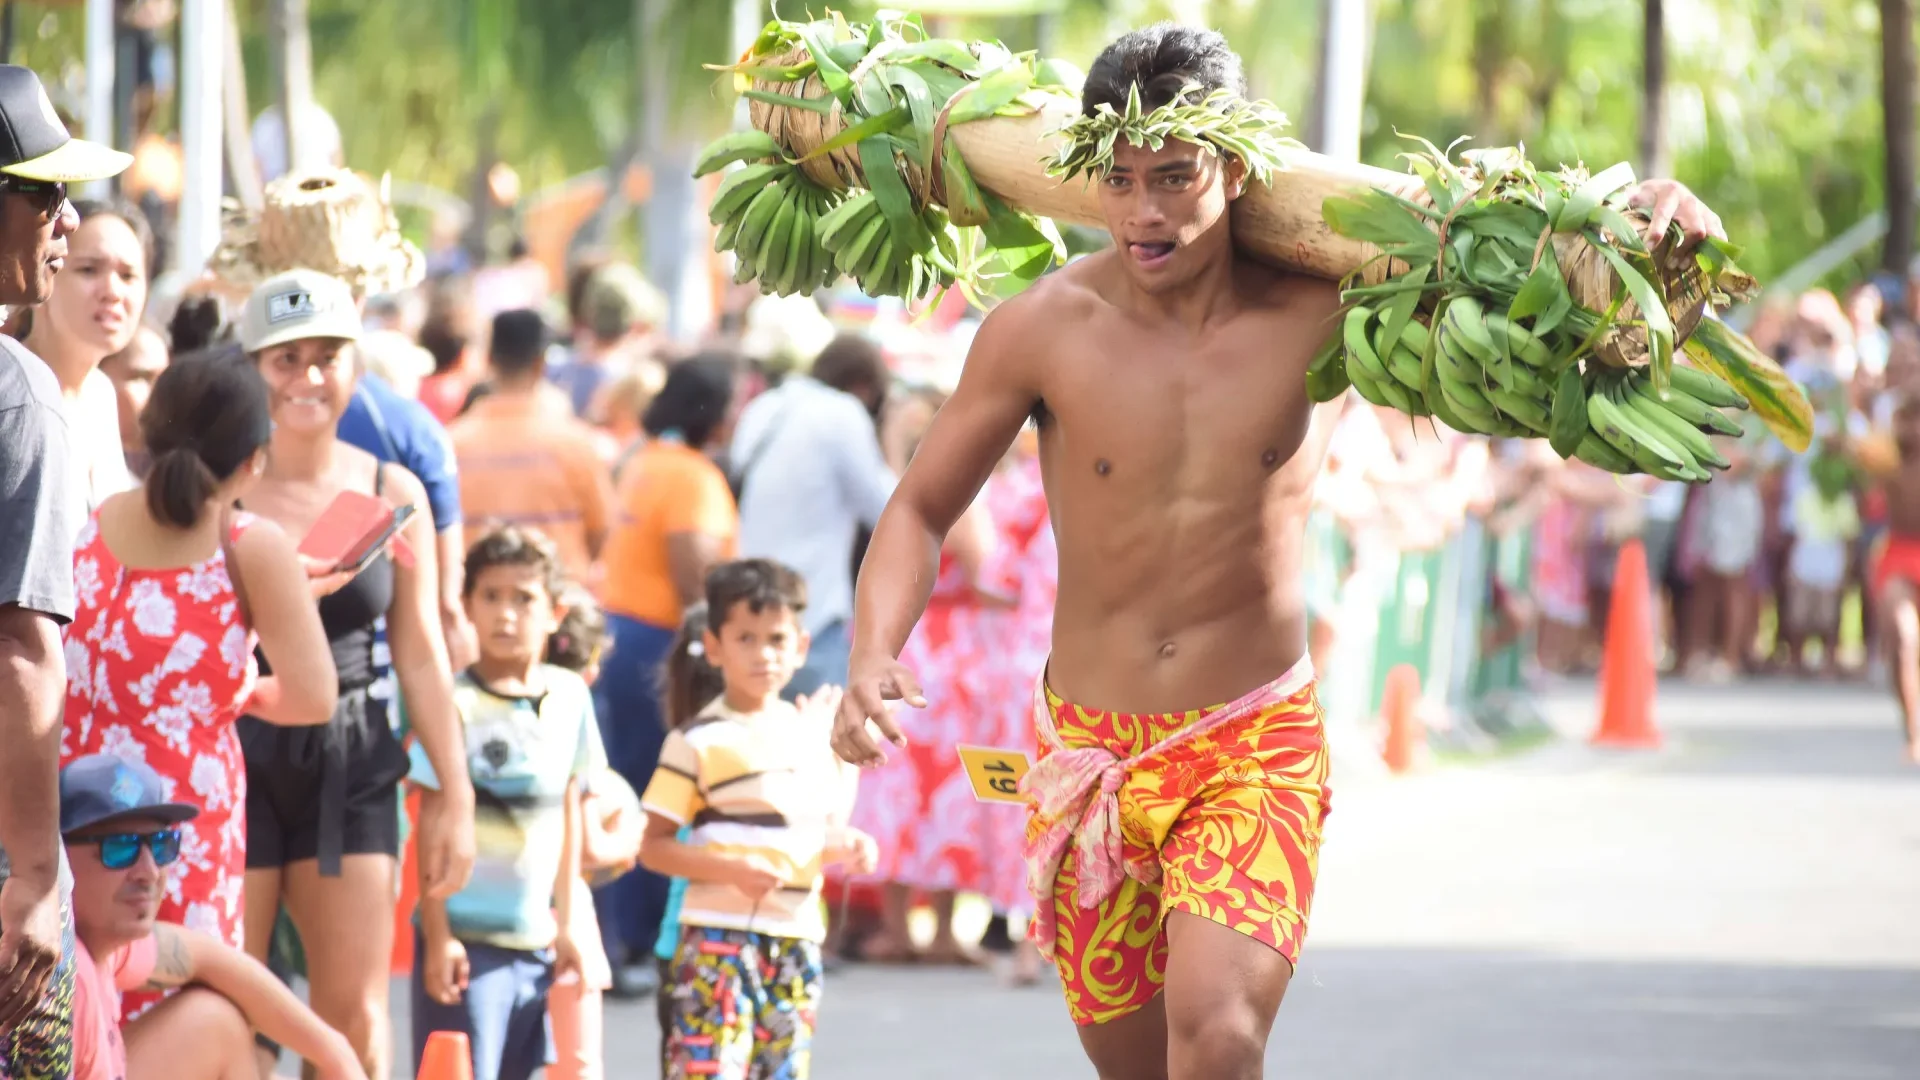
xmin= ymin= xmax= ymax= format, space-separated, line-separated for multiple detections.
xmin=59 ymin=755 xmax=365 ymax=1080
xmin=0 ymin=62 xmax=131 ymax=1079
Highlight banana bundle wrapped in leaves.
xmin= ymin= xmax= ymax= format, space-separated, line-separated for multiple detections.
xmin=696 ymin=11 xmax=1814 ymax=476
xmin=1311 ymin=143 xmax=1814 ymax=475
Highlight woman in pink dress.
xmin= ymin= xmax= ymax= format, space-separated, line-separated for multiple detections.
xmin=975 ymin=435 xmax=1057 ymax=981
xmin=61 ymin=354 xmax=340 ymax=1015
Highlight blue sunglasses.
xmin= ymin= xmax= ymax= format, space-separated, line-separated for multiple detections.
xmin=84 ymin=829 xmax=183 ymax=871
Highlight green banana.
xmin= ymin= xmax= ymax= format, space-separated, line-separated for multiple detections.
xmin=1349 ymin=364 xmax=1391 ymax=408
xmin=1484 ymin=312 xmax=1554 ymax=368
xmin=1344 ymin=308 xmax=1394 ymax=387
xmin=819 ymin=191 xmax=879 ymax=253
xmin=1440 ymin=376 xmax=1501 ymax=433
xmin=779 ymin=194 xmax=811 ymax=295
xmin=1435 ymin=326 xmax=1489 ymax=391
xmin=757 ymin=182 xmax=799 ymax=288
xmin=1443 ymin=297 xmax=1504 ymax=366
xmin=693 ymin=130 xmax=785 ymax=178
xmin=1644 ymin=381 xmax=1744 ymax=436
xmin=714 ymin=210 xmax=745 ymax=255
xmin=1385 ymin=346 xmax=1425 ymax=394
xmin=734 ymin=179 xmax=790 ymax=266
xmin=709 ymin=163 xmax=786 ymax=227
xmin=1489 ymin=387 xmax=1552 ymax=434
xmin=836 ymin=214 xmax=887 ymax=277
xmin=1588 ymin=376 xmax=1695 ymax=480
xmin=1623 ymin=374 xmax=1730 ymax=470
xmin=1573 ymin=431 xmax=1636 ymax=473
xmin=861 ymin=237 xmax=896 ymax=296
xmin=1398 ymin=318 xmax=1432 ymax=358
xmin=1669 ymin=364 xmax=1749 ymax=410
xmin=1505 ymin=362 xmax=1550 ymax=399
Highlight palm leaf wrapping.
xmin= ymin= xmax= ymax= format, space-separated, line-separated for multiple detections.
xmin=699 ymin=10 xmax=1811 ymax=464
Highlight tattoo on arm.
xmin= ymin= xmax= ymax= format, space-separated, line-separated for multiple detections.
xmin=142 ymin=925 xmax=193 ymax=990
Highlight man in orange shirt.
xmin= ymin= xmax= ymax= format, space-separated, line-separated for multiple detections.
xmin=449 ymin=310 xmax=613 ymax=583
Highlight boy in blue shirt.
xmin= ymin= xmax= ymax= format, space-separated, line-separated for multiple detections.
xmin=410 ymin=527 xmax=593 ymax=1080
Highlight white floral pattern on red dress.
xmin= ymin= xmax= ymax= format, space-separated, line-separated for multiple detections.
xmin=60 ymin=513 xmax=259 ymax=1020
xmin=847 ymin=459 xmax=1055 ymax=916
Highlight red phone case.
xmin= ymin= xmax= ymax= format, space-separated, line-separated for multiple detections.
xmin=298 ymin=491 xmax=395 ymax=568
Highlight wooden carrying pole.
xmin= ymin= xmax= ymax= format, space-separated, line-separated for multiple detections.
xmin=755 ymin=84 xmax=1424 ymax=284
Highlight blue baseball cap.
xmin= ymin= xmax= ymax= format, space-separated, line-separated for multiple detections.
xmin=59 ymin=755 xmax=199 ymax=835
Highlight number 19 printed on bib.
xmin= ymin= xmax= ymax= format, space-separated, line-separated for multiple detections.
xmin=957 ymin=745 xmax=1032 ymax=804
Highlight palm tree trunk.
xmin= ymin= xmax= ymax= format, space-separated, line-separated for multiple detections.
xmin=1882 ymin=0 xmax=1916 ymax=274
xmin=1639 ymin=0 xmax=1668 ymax=179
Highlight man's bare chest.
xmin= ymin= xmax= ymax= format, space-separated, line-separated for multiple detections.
xmin=1033 ymin=325 xmax=1318 ymax=484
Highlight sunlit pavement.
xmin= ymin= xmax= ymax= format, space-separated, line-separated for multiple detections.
xmin=387 ymin=678 xmax=1920 ymax=1077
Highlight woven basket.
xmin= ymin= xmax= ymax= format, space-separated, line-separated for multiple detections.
xmin=208 ymin=168 xmax=425 ymax=299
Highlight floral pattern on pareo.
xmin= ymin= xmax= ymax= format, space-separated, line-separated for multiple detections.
xmin=60 ymin=513 xmax=259 ymax=1022
xmin=1029 ymin=675 xmax=1332 ymax=1027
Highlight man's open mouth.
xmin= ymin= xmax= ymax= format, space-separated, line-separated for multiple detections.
xmin=1130 ymin=241 xmax=1175 ymax=261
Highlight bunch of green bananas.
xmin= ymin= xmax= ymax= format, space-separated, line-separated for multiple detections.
xmin=1572 ymin=364 xmax=1747 ymax=481
xmin=816 ymin=190 xmax=959 ymax=302
xmin=698 ymin=131 xmax=841 ymax=297
xmin=1315 ymin=293 xmax=1751 ymax=482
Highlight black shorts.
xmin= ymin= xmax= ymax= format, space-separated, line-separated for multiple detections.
xmin=241 ymin=688 xmax=410 ymax=875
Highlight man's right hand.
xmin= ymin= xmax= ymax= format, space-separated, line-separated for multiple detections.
xmin=0 ymin=870 xmax=63 ymax=1031
xmin=832 ymin=652 xmax=922 ymax=768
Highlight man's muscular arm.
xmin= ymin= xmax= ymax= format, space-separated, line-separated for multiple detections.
xmin=832 ymin=294 xmax=1042 ymax=766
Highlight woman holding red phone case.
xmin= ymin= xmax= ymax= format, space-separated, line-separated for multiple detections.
xmin=59 ymin=350 xmax=342 ymax=1023
xmin=232 ymin=269 xmax=476 ymax=1080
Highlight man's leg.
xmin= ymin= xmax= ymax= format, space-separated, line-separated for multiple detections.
xmin=1161 ymin=914 xmax=1292 ymax=1080
xmin=125 ymin=986 xmax=257 ymax=1080
xmin=1876 ymin=578 xmax=1920 ymax=760
xmin=1074 ymin=995 xmax=1170 ymax=1080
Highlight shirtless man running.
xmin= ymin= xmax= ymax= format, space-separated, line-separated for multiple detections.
xmin=831 ymin=24 xmax=1725 ymax=1079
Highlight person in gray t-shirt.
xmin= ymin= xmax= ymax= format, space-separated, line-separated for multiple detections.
xmin=0 ymin=61 xmax=132 ymax=1074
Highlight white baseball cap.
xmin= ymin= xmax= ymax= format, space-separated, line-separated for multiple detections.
xmin=240 ymin=268 xmax=362 ymax=353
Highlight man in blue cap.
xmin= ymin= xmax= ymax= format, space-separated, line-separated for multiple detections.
xmin=58 ymin=755 xmax=364 ymax=1080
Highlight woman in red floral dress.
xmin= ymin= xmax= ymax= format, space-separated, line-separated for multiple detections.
xmin=61 ymin=354 xmax=340 ymax=1016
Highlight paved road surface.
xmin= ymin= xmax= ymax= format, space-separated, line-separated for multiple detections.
xmin=392 ymin=679 xmax=1920 ymax=1077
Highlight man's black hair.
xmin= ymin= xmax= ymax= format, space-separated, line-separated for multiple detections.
xmin=489 ymin=308 xmax=549 ymax=378
xmin=1081 ymin=23 xmax=1247 ymax=116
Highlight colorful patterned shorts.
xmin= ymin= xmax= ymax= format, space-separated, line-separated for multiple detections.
xmin=0 ymin=894 xmax=76 ymax=1080
xmin=1031 ymin=675 xmax=1331 ymax=1026
xmin=663 ymin=926 xmax=821 ymax=1080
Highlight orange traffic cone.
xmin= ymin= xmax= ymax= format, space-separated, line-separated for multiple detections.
xmin=1381 ymin=664 xmax=1424 ymax=773
xmin=391 ymin=789 xmax=421 ymax=976
xmin=418 ymin=1031 xmax=474 ymax=1080
xmin=1592 ymin=539 xmax=1661 ymax=749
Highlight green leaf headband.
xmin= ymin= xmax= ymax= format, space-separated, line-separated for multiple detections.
xmin=1046 ymin=82 xmax=1300 ymax=185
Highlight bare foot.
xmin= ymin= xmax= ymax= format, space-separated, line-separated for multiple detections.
xmin=923 ymin=938 xmax=987 ymax=967
xmin=1905 ymin=739 xmax=1920 ymax=766
xmin=851 ymin=931 xmax=922 ymax=965
xmin=999 ymin=942 xmax=1046 ymax=988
